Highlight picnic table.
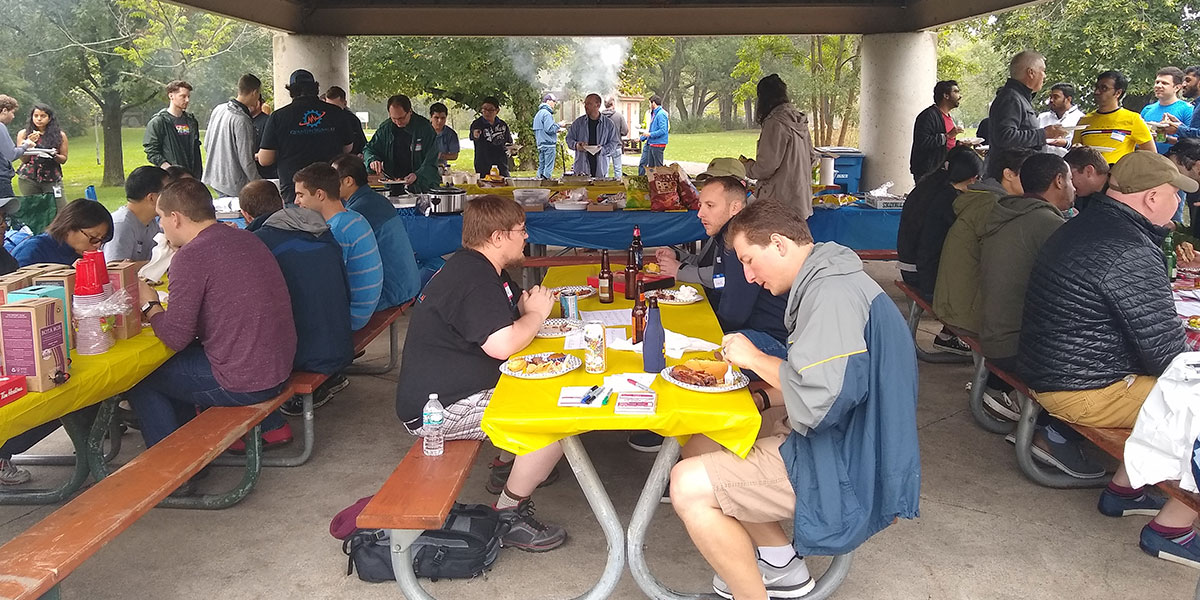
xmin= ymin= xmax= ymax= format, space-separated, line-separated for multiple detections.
xmin=0 ymin=330 xmax=174 ymax=504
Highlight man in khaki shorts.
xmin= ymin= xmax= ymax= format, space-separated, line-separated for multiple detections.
xmin=1018 ymin=150 xmax=1200 ymax=567
xmin=670 ymin=200 xmax=921 ymax=600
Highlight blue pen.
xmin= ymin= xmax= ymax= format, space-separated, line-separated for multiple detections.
xmin=579 ymin=385 xmax=601 ymax=404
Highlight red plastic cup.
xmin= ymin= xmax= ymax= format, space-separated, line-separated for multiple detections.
xmin=74 ymin=251 xmax=110 ymax=296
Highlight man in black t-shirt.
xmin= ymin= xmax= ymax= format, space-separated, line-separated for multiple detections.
xmin=257 ymin=70 xmax=355 ymax=202
xmin=469 ymin=96 xmax=514 ymax=177
xmin=394 ymin=195 xmax=566 ymax=553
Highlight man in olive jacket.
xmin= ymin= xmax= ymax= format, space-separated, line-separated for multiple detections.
xmin=144 ymin=80 xmax=203 ymax=177
xmin=363 ymin=94 xmax=439 ymax=194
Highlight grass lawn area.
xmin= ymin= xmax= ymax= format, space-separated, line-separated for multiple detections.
xmin=56 ymin=127 xmax=766 ymax=210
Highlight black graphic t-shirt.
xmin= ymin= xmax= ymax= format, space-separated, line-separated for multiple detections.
xmin=470 ymin=116 xmax=513 ymax=176
xmin=260 ymin=96 xmax=356 ymax=201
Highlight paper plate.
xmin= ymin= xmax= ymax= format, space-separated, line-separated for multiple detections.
xmin=659 ymin=366 xmax=749 ymax=393
xmin=537 ymin=318 xmax=583 ymax=338
xmin=500 ymin=352 xmax=582 ymax=379
xmin=551 ymin=285 xmax=596 ymax=300
xmin=554 ymin=202 xmax=589 ymax=211
xmin=648 ymin=289 xmax=703 ymax=305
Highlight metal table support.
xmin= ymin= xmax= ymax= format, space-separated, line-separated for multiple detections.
xmin=346 ymin=320 xmax=402 ymax=375
xmin=0 ymin=410 xmax=100 ymax=505
xmin=385 ymin=435 xmax=626 ymax=600
xmin=967 ymin=352 xmax=1013 ymax=434
xmin=211 ymin=392 xmax=315 ymax=469
xmin=1013 ymin=394 xmax=1109 ymax=489
xmin=905 ymin=300 xmax=971 ymax=365
xmin=628 ymin=438 xmax=853 ymax=600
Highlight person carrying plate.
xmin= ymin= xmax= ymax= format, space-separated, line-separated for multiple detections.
xmin=564 ymin=93 xmax=620 ymax=178
xmin=394 ymin=194 xmax=568 ymax=552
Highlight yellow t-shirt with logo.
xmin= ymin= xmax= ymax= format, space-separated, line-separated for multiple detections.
xmin=1076 ymin=108 xmax=1154 ymax=164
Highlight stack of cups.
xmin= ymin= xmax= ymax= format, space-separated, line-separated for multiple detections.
xmin=73 ymin=250 xmax=115 ymax=355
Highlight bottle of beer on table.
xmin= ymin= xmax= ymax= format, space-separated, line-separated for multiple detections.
xmin=624 ymin=248 xmax=639 ymax=300
xmin=642 ymin=296 xmax=665 ymax=373
xmin=1165 ymin=233 xmax=1178 ymax=282
xmin=598 ymin=249 xmax=614 ymax=304
xmin=632 ymin=281 xmax=648 ymax=344
xmin=630 ymin=225 xmax=644 ymax=270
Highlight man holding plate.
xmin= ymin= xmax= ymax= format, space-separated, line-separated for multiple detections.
xmin=565 ymin=93 xmax=620 ymax=177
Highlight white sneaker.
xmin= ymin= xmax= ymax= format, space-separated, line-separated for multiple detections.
xmin=712 ymin=554 xmax=815 ymax=599
xmin=981 ymin=387 xmax=1021 ymax=422
xmin=0 ymin=459 xmax=31 ymax=485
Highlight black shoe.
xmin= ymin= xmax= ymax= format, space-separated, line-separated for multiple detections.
xmin=628 ymin=431 xmax=664 ymax=453
xmin=932 ymin=334 xmax=971 ymax=356
xmin=280 ymin=374 xmax=349 ymax=416
xmin=116 ymin=406 xmax=142 ymax=431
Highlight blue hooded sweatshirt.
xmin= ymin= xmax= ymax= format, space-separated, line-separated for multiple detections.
xmin=533 ymin=103 xmax=560 ymax=148
xmin=776 ymin=243 xmax=921 ymax=556
xmin=644 ymin=106 xmax=670 ymax=146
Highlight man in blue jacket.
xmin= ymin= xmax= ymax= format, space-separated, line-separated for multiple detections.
xmin=639 ymin=95 xmax=670 ymax=175
xmin=533 ymin=94 xmax=564 ymax=179
xmin=332 ymin=153 xmax=422 ymax=309
xmin=671 ymin=200 xmax=921 ymax=600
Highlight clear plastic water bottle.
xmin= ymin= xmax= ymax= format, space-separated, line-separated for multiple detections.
xmin=422 ymin=394 xmax=445 ymax=456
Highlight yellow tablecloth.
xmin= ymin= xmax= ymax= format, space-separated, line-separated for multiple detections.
xmin=481 ymin=265 xmax=761 ymax=457
xmin=460 ymin=182 xmax=626 ymax=198
xmin=0 ymin=330 xmax=174 ymax=446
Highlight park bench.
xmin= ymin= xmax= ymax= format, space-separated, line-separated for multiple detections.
xmin=356 ymin=439 xmax=484 ymax=598
xmin=893 ymin=279 xmax=972 ymax=365
xmin=0 ymin=384 xmax=293 ymax=599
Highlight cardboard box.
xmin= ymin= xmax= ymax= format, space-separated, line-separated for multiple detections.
xmin=16 ymin=263 xmax=65 ymax=278
xmin=0 ymin=274 xmax=31 ymax=305
xmin=9 ymin=285 xmax=72 ymax=350
xmin=0 ymin=298 xmax=68 ymax=392
xmin=0 ymin=375 xmax=27 ymax=408
xmin=106 ymin=260 xmax=144 ymax=340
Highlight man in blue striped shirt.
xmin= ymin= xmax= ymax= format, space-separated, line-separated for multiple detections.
xmin=293 ymin=163 xmax=383 ymax=330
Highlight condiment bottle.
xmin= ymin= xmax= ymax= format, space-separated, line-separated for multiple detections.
xmin=630 ymin=225 xmax=644 ymax=270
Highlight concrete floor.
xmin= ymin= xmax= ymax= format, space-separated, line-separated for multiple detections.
xmin=2 ymin=261 xmax=1198 ymax=599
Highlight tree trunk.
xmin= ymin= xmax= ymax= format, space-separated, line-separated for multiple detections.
xmin=674 ymin=92 xmax=689 ymax=122
xmin=744 ymin=98 xmax=754 ymax=127
xmin=719 ymin=92 xmax=734 ymax=129
xmin=101 ymin=95 xmax=125 ymax=186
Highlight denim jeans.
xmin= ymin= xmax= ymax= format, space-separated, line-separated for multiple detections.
xmin=608 ymin=153 xmax=623 ymax=179
xmin=731 ymin=329 xmax=788 ymax=381
xmin=537 ymin=145 xmax=557 ymax=179
xmin=126 ymin=344 xmax=285 ymax=447
xmin=638 ymin=145 xmax=665 ymax=175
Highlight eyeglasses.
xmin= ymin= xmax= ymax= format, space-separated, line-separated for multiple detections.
xmin=506 ymin=226 xmax=527 ymax=235
xmin=81 ymin=229 xmax=106 ymax=245
xmin=482 ymin=106 xmax=499 ymax=113
xmin=1094 ymin=84 xmax=1114 ymax=92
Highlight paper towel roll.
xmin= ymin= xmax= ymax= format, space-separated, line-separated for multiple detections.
xmin=819 ymin=156 xmax=837 ymax=186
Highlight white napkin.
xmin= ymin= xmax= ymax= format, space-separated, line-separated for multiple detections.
xmin=212 ymin=197 xmax=241 ymax=213
xmin=608 ymin=328 xmax=720 ymax=359
xmin=138 ymin=233 xmax=175 ymax=284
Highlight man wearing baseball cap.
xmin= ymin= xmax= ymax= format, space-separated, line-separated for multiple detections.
xmin=1018 ymin=150 xmax=1200 ymax=568
xmin=258 ymin=69 xmax=356 ymax=202
xmin=532 ymin=93 xmax=565 ymax=179
xmin=631 ymin=158 xmax=785 ymax=453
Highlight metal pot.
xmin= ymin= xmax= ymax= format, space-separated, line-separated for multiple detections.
xmin=424 ymin=185 xmax=466 ymax=215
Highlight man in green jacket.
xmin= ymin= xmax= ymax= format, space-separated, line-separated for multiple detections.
xmin=144 ymin=80 xmax=203 ymax=178
xmin=363 ymin=95 xmax=439 ymax=194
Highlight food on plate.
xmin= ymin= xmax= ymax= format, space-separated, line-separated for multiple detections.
xmin=1189 ymin=316 xmax=1200 ymax=329
xmin=652 ymin=285 xmax=701 ymax=303
xmin=670 ymin=363 xmax=720 ymax=387
xmin=506 ymin=352 xmax=570 ymax=375
xmin=682 ymin=358 xmax=728 ymax=378
xmin=644 ymin=263 xmax=660 ymax=274
xmin=540 ymin=320 xmax=580 ymax=335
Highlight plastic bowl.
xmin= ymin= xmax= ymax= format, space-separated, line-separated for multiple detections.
xmin=513 ymin=188 xmax=552 ymax=205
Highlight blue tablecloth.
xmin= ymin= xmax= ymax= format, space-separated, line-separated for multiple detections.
xmin=402 ymin=203 xmax=900 ymax=260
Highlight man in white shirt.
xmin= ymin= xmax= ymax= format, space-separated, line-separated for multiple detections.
xmin=1037 ymin=83 xmax=1084 ymax=156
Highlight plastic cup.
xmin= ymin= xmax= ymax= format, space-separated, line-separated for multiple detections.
xmin=74 ymin=251 xmax=110 ymax=295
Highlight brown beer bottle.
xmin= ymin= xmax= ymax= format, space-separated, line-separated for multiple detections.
xmin=598 ymin=249 xmax=614 ymax=304
xmin=632 ymin=281 xmax=648 ymax=344
xmin=624 ymin=248 xmax=638 ymax=300
xmin=630 ymin=225 xmax=644 ymax=270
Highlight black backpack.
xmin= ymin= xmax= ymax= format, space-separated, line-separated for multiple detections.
xmin=343 ymin=503 xmax=504 ymax=582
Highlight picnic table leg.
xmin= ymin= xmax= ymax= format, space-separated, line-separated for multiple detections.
xmin=967 ymin=353 xmax=1012 ymax=434
xmin=159 ymin=425 xmax=264 ymax=509
xmin=1013 ymin=393 xmax=1109 ymax=489
xmin=906 ymin=300 xmax=971 ymax=365
xmin=0 ymin=410 xmax=94 ymax=505
xmin=345 ymin=320 xmax=402 ymax=375
xmin=388 ymin=529 xmax=435 ymax=600
xmin=627 ymin=438 xmax=854 ymax=600
xmin=560 ymin=435 xmax=626 ymax=599
xmin=211 ymin=394 xmax=316 ymax=469
xmin=11 ymin=399 xmax=123 ymax=468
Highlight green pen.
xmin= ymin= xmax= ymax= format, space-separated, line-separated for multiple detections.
xmin=601 ymin=390 xmax=613 ymax=405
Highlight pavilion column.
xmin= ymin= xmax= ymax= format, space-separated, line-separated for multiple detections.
xmin=858 ymin=32 xmax=938 ymax=194
xmin=271 ymin=33 xmax=350 ymax=109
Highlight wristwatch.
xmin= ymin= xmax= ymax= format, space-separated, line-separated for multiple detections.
xmin=141 ymin=300 xmax=161 ymax=316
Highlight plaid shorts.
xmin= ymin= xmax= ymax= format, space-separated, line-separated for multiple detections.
xmin=405 ymin=388 xmax=493 ymax=441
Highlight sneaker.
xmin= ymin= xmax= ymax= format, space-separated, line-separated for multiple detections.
xmin=1029 ymin=429 xmax=1106 ymax=479
xmin=281 ymin=374 xmax=349 ymax=416
xmin=226 ymin=422 xmax=294 ymax=454
xmin=486 ymin=458 xmax=561 ymax=495
xmin=1098 ymin=487 xmax=1166 ymax=517
xmin=628 ymin=431 xmax=664 ymax=453
xmin=0 ymin=459 xmax=31 ymax=486
xmin=981 ymin=387 xmax=1021 ymax=422
xmin=498 ymin=499 xmax=567 ymax=552
xmin=279 ymin=395 xmax=306 ymax=417
xmin=116 ymin=405 xmax=141 ymax=431
xmin=932 ymin=334 xmax=971 ymax=356
xmin=712 ymin=554 xmax=815 ymax=599
xmin=1140 ymin=524 xmax=1200 ymax=569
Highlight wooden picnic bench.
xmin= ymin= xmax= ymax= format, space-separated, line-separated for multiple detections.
xmin=356 ymin=439 xmax=484 ymax=598
xmin=893 ymin=279 xmax=973 ymax=365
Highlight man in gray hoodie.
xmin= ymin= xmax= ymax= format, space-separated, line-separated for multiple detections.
xmin=602 ymin=97 xmax=629 ymax=178
xmin=203 ymin=74 xmax=262 ymax=197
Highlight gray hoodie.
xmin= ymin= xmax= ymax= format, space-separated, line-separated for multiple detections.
xmin=203 ymin=99 xmax=260 ymax=197
xmin=264 ymin=204 xmax=330 ymax=236
xmin=979 ymin=194 xmax=1064 ymax=359
xmin=780 ymin=242 xmax=879 ymax=434
xmin=745 ymin=103 xmax=816 ymax=219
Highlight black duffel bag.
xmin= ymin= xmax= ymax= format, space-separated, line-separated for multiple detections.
xmin=343 ymin=503 xmax=504 ymax=582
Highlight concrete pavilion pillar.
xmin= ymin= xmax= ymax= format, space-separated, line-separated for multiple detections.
xmin=858 ymin=32 xmax=938 ymax=194
xmin=271 ymin=34 xmax=350 ymax=109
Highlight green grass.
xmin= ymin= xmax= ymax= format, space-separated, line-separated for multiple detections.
xmin=57 ymin=128 xmax=764 ymax=207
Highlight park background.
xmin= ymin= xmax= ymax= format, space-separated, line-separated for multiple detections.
xmin=1 ymin=0 xmax=1197 ymax=208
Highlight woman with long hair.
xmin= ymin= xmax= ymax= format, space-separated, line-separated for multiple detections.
xmin=741 ymin=74 xmax=817 ymax=218
xmin=16 ymin=103 xmax=69 ymax=208
xmin=11 ymin=197 xmax=112 ymax=267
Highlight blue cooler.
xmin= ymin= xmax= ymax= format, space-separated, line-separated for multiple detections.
xmin=817 ymin=147 xmax=865 ymax=194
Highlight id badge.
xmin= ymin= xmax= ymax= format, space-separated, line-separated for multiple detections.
xmin=713 ymin=273 xmax=726 ymax=289
xmin=1110 ymin=131 xmax=1126 ymax=142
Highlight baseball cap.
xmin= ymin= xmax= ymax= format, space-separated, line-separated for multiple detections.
xmin=695 ymin=157 xmax=748 ymax=182
xmin=1110 ymin=150 xmax=1199 ymax=194
xmin=288 ymin=69 xmax=316 ymax=86
xmin=543 ymin=93 xmax=558 ymax=102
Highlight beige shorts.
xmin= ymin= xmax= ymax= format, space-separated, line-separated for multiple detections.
xmin=699 ymin=406 xmax=796 ymax=523
xmin=1035 ymin=375 xmax=1157 ymax=429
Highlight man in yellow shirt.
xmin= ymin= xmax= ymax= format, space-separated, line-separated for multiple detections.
xmin=1076 ymin=70 xmax=1156 ymax=164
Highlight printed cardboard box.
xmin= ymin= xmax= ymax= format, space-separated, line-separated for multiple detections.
xmin=9 ymin=285 xmax=73 ymax=350
xmin=16 ymin=263 xmax=65 ymax=278
xmin=0 ymin=375 xmax=27 ymax=408
xmin=31 ymin=270 xmax=78 ymax=348
xmin=0 ymin=298 xmax=68 ymax=392
xmin=0 ymin=274 xmax=31 ymax=305
xmin=106 ymin=260 xmax=144 ymax=340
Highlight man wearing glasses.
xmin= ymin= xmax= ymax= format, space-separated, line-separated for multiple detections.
xmin=470 ymin=96 xmax=515 ymax=177
xmin=1076 ymin=70 xmax=1156 ymax=165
